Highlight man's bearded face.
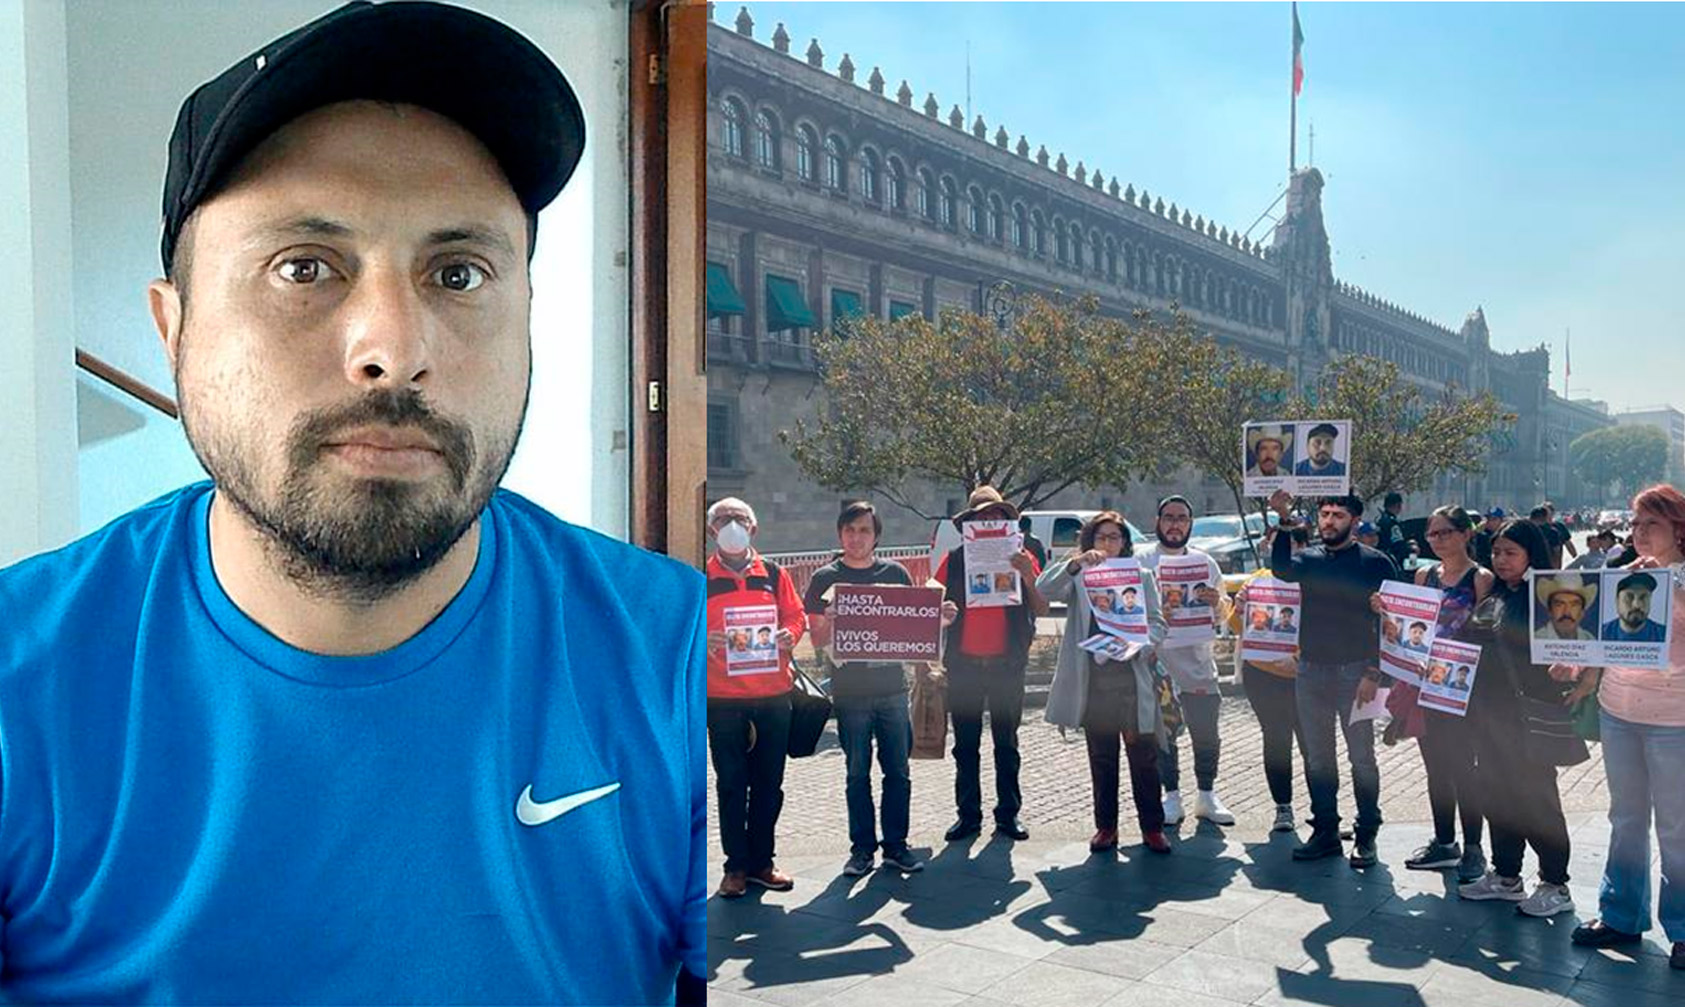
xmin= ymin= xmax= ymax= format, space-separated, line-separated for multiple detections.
xmin=1308 ymin=434 xmax=1335 ymax=466
xmin=1618 ymin=587 xmax=1654 ymax=630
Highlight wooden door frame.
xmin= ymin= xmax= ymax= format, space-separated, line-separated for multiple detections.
xmin=629 ymin=0 xmax=706 ymax=565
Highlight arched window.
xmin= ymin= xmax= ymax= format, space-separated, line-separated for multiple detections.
xmin=1054 ymin=218 xmax=1068 ymax=263
xmin=988 ymin=195 xmax=1005 ymax=242
xmin=886 ymin=157 xmax=905 ymax=210
xmin=1069 ymin=223 xmax=1083 ymax=269
xmin=967 ymin=186 xmax=985 ymax=234
xmin=753 ymin=109 xmax=779 ymax=169
xmin=722 ymin=97 xmax=746 ymax=157
xmin=917 ymin=168 xmax=935 ymax=219
xmin=1089 ymin=231 xmax=1103 ymax=274
xmin=939 ymin=177 xmax=957 ymax=228
xmin=1031 ymin=210 xmax=1046 ymax=255
xmin=795 ymin=125 xmax=817 ymax=181
xmin=825 ymin=135 xmax=847 ymax=191
xmin=1104 ymin=237 xmax=1118 ymax=281
xmin=1011 ymin=204 xmax=1027 ymax=249
xmin=860 ymin=149 xmax=880 ymax=202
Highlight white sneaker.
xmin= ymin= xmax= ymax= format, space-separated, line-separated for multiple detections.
xmin=1458 ymin=872 xmax=1526 ymax=901
xmin=1517 ymin=882 xmax=1575 ymax=918
xmin=1163 ymin=790 xmax=1185 ymax=825
xmin=1195 ymin=789 xmax=1236 ymax=826
xmin=1272 ymin=804 xmax=1296 ymax=833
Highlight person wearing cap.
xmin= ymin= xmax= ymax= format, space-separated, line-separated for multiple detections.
xmin=1375 ymin=492 xmax=1415 ymax=569
xmin=1534 ymin=574 xmax=1598 ymax=640
xmin=1246 ymin=424 xmax=1292 ymax=479
xmin=1267 ymin=490 xmax=1399 ymax=868
xmin=1293 ymin=423 xmax=1347 ymax=478
xmin=1356 ymin=521 xmax=1380 ymax=549
xmin=1474 ymin=507 xmax=1506 ymax=569
xmin=0 ymin=4 xmax=705 ymax=1003
xmin=932 ymin=487 xmax=1049 ymax=842
xmin=1602 ymin=571 xmax=1668 ymax=641
xmin=1139 ymin=496 xmax=1236 ymax=829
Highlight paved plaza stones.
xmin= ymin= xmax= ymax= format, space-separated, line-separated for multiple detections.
xmin=708 ymin=699 xmax=1681 ymax=1006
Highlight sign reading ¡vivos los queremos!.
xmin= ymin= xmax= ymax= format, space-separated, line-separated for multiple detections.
xmin=828 ymin=585 xmax=946 ymax=663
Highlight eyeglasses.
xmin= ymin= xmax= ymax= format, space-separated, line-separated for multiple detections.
xmin=1157 ymin=515 xmax=1192 ymax=526
xmin=1094 ymin=533 xmax=1125 ymax=544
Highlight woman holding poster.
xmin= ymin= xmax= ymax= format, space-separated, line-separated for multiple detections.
xmin=1038 ymin=513 xmax=1173 ymax=855
xmin=1456 ymin=520 xmax=1582 ymax=918
xmin=1566 ymin=485 xmax=1685 ymax=970
xmin=1389 ymin=506 xmax=1495 ymax=884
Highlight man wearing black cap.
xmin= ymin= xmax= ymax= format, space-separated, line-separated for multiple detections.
xmin=1294 ymin=423 xmax=1347 ymax=478
xmin=0 ymin=4 xmax=703 ymax=1003
xmin=1603 ymin=572 xmax=1668 ymax=642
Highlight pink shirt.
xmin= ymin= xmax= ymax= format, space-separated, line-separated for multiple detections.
xmin=1600 ymin=573 xmax=1685 ymax=727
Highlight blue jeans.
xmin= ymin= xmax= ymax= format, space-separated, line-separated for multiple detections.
xmin=1598 ymin=710 xmax=1685 ymax=941
xmin=835 ymin=693 xmax=914 ymax=857
xmin=1296 ymin=661 xmax=1382 ymax=842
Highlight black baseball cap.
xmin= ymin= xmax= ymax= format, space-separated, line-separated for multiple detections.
xmin=160 ymin=0 xmax=585 ymax=273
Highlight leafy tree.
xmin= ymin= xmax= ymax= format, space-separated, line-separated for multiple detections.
xmin=1570 ymin=424 xmax=1669 ymax=498
xmin=1295 ymin=355 xmax=1512 ymax=503
xmin=780 ymin=295 xmax=1181 ymax=516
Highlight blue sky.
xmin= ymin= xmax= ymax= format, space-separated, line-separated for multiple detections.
xmin=733 ymin=2 xmax=1684 ymax=413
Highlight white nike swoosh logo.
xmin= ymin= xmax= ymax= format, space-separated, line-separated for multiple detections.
xmin=515 ymin=781 xmax=621 ymax=827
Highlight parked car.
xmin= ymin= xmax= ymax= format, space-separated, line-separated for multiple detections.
xmin=1186 ymin=512 xmax=1279 ymax=574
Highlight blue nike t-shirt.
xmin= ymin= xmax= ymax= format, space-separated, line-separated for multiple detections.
xmin=0 ymin=482 xmax=705 ymax=1004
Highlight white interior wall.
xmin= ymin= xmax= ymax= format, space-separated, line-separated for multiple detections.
xmin=8 ymin=0 xmax=631 ymax=555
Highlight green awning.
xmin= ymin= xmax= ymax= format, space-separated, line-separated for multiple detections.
xmin=765 ymin=274 xmax=816 ymax=331
xmin=705 ymin=262 xmax=746 ymax=317
xmin=831 ymin=288 xmax=864 ymax=322
xmin=889 ymin=300 xmax=918 ymax=321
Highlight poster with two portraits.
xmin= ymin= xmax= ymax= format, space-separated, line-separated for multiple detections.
xmin=1529 ymin=567 xmax=1674 ymax=670
xmin=1242 ymin=420 xmax=1353 ymax=497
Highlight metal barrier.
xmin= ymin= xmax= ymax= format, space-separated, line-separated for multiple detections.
xmin=762 ymin=546 xmax=934 ymax=599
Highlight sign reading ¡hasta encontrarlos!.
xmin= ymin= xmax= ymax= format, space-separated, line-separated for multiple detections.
xmin=829 ymin=584 xmax=947 ymax=663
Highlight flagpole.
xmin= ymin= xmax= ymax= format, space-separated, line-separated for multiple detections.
xmin=1289 ymin=4 xmax=1298 ymax=174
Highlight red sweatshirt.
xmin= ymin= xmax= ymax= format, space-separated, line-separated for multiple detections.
xmin=706 ymin=552 xmax=807 ymax=699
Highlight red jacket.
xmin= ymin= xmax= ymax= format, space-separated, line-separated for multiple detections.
xmin=706 ymin=553 xmax=807 ymax=699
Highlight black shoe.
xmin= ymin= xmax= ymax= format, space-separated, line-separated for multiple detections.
xmin=1571 ymin=920 xmax=1643 ymax=948
xmin=1349 ymin=837 xmax=1379 ymax=868
xmin=995 ymin=817 xmax=1030 ymax=841
xmin=1671 ymin=941 xmax=1684 ymax=970
xmin=944 ymin=819 xmax=982 ymax=843
xmin=1293 ymin=830 xmax=1344 ymax=861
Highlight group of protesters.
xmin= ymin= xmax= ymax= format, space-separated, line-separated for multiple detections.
xmin=705 ymin=483 xmax=1685 ymax=970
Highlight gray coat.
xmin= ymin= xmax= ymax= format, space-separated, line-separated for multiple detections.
xmin=1037 ymin=553 xmax=1167 ymax=735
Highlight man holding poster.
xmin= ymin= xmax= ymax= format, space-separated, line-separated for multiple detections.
xmin=706 ymin=498 xmax=808 ymax=900
xmin=934 ymin=488 xmax=1048 ymax=842
xmin=805 ymin=502 xmax=946 ymax=877
xmin=1140 ymin=496 xmax=1235 ymax=827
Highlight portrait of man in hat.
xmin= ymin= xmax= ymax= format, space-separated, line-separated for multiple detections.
xmin=1246 ymin=424 xmax=1294 ymax=478
xmin=1293 ymin=422 xmax=1347 ymax=477
xmin=1602 ymin=571 xmax=1668 ymax=642
xmin=1534 ymin=573 xmax=1599 ymax=640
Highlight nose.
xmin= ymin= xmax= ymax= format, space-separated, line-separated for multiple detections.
xmin=339 ymin=263 xmax=432 ymax=388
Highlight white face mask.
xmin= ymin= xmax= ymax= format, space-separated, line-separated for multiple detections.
xmin=715 ymin=520 xmax=752 ymax=554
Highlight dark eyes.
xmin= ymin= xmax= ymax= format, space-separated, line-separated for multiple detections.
xmin=274 ymin=258 xmax=487 ymax=292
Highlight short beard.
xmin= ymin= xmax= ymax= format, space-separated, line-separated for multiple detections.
xmin=1320 ymin=524 xmax=1353 ymax=548
xmin=1157 ymin=527 xmax=1188 ymax=549
xmin=185 ymin=385 xmax=521 ymax=605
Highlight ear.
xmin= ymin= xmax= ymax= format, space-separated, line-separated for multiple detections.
xmin=148 ymin=279 xmax=185 ymax=371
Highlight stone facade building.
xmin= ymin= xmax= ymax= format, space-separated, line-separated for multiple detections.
xmin=705 ymin=8 xmax=1610 ymax=551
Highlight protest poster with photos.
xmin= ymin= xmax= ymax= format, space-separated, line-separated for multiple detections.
xmin=723 ymin=604 xmax=781 ymax=676
xmin=961 ymin=520 xmax=1023 ymax=609
xmin=1240 ymin=577 xmax=1301 ymax=663
xmin=1241 ymin=419 xmax=1353 ymax=497
xmin=1082 ymin=558 xmax=1151 ymax=644
xmin=829 ymin=585 xmax=946 ymax=663
xmin=1418 ymin=638 xmax=1481 ymax=716
xmin=1159 ymin=553 xmax=1218 ymax=646
xmin=1378 ymin=580 xmax=1444 ymax=685
xmin=1529 ymin=567 xmax=1674 ymax=670
xmin=1077 ymin=633 xmax=1146 ymax=663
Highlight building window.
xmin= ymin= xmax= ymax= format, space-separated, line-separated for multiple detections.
xmin=886 ymin=158 xmax=904 ymax=210
xmin=764 ymin=273 xmax=817 ymax=337
xmin=1054 ymin=223 xmax=1068 ymax=263
xmin=889 ymin=300 xmax=919 ymax=321
xmin=795 ymin=125 xmax=816 ymax=181
xmin=1012 ymin=205 xmax=1026 ymax=248
xmin=861 ymin=149 xmax=880 ymax=203
xmin=917 ymin=169 xmax=935 ymax=219
xmin=721 ymin=97 xmax=745 ymax=157
xmin=753 ymin=110 xmax=778 ymax=169
xmin=825 ymin=135 xmax=847 ymax=191
xmin=1032 ymin=211 xmax=1046 ymax=255
xmin=707 ymin=402 xmax=739 ymax=470
xmin=939 ymin=177 xmax=957 ymax=228
xmin=988 ymin=196 xmax=1004 ymax=242
xmin=967 ymin=189 xmax=984 ymax=235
